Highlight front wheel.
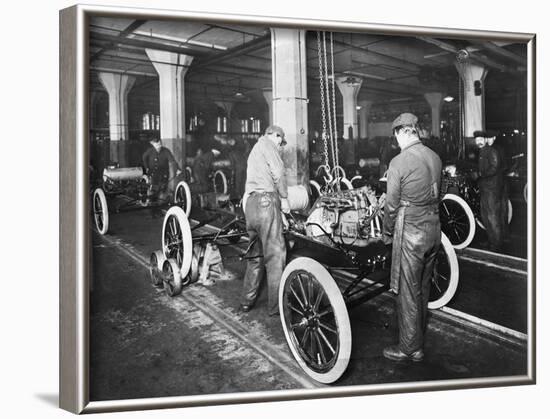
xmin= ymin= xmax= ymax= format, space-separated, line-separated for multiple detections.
xmin=428 ymin=232 xmax=459 ymax=310
xmin=162 ymin=206 xmax=193 ymax=281
xmin=440 ymin=194 xmax=476 ymax=249
xmin=279 ymin=257 xmax=351 ymax=384
xmin=92 ymin=188 xmax=109 ymax=235
xmin=213 ymin=170 xmax=228 ymax=194
xmin=162 ymin=258 xmax=183 ymax=297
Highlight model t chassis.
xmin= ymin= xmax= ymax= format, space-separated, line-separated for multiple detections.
xmin=150 ymin=181 xmax=458 ymax=384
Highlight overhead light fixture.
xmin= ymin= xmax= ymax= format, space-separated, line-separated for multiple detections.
xmin=444 ymin=95 xmax=454 ymax=102
xmin=234 ymin=91 xmax=244 ymax=98
xmin=356 ymin=106 xmax=362 ymax=110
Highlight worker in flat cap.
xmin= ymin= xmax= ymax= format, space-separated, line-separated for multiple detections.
xmin=474 ymin=130 xmax=507 ymax=252
xmin=142 ymin=136 xmax=181 ymax=216
xmin=382 ymin=112 xmax=442 ymax=362
xmin=239 ymin=125 xmax=290 ymax=316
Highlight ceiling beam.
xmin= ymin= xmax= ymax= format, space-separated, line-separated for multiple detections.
xmin=90 ymin=20 xmax=148 ymax=62
xmin=474 ymin=41 xmax=526 ymax=66
xmin=416 ymin=36 xmax=514 ymax=72
xmin=90 ymin=32 xmax=209 ymax=58
xmin=192 ymin=35 xmax=271 ymax=70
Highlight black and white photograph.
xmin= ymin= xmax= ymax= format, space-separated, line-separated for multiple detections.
xmin=58 ymin=5 xmax=536 ymax=410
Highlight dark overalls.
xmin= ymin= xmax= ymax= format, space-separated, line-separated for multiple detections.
xmin=142 ymin=146 xmax=179 ymax=204
xmin=190 ymin=151 xmax=216 ymax=194
xmin=383 ymin=141 xmax=442 ymax=355
xmin=478 ymin=145 xmax=507 ymax=252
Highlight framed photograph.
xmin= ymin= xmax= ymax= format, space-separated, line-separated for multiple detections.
xmin=59 ymin=3 xmax=536 ymax=414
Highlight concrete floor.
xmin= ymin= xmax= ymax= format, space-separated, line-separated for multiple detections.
xmin=89 ymin=206 xmax=529 ymax=402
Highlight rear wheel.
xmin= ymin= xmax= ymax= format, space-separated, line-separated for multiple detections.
xmin=279 ymin=257 xmax=351 ymax=384
xmin=162 ymin=206 xmax=193 ymax=281
xmin=440 ymin=194 xmax=475 ymax=249
xmin=174 ymin=181 xmax=192 ymax=217
xmin=213 ymin=170 xmax=228 ymax=194
xmin=162 ymin=258 xmax=182 ymax=297
xmin=93 ymin=188 xmax=109 ymax=235
xmin=428 ymin=233 xmax=459 ymax=309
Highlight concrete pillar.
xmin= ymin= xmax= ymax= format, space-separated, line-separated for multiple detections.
xmin=455 ymin=62 xmax=488 ymax=137
xmin=424 ymin=92 xmax=444 ymax=138
xmin=336 ymin=76 xmax=363 ymax=140
xmin=271 ymin=28 xmax=309 ymax=186
xmin=98 ymin=73 xmax=135 ymax=166
xmin=262 ymin=88 xmax=273 ymax=126
xmin=146 ymin=49 xmax=193 ymax=167
xmin=358 ymin=100 xmax=373 ymax=139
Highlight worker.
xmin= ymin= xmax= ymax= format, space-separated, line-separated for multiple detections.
xmin=142 ymin=137 xmax=181 ymax=213
xmin=239 ymin=125 xmax=290 ymax=316
xmin=382 ymin=113 xmax=442 ymax=362
xmin=475 ymin=130 xmax=507 ymax=252
xmin=190 ymin=143 xmax=221 ymax=194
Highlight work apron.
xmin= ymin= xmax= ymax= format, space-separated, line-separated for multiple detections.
xmin=389 ymin=146 xmax=439 ymax=294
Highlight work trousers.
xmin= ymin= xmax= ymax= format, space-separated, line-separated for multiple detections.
xmin=396 ymin=216 xmax=440 ymax=354
xmin=241 ymin=192 xmax=286 ymax=315
xmin=479 ymin=185 xmax=505 ymax=252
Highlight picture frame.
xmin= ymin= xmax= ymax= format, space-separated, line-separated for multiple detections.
xmin=59 ymin=3 xmax=536 ymax=414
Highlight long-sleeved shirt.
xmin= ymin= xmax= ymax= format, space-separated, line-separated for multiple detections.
xmin=383 ymin=140 xmax=442 ymax=238
xmin=478 ymin=145 xmax=504 ymax=192
xmin=245 ymin=136 xmax=288 ymax=198
xmin=142 ymin=147 xmax=179 ymax=181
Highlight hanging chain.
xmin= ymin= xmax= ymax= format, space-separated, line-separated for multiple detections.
xmin=329 ymin=32 xmax=340 ymax=180
xmin=317 ymin=32 xmax=330 ymax=169
xmin=322 ymin=32 xmax=336 ymax=172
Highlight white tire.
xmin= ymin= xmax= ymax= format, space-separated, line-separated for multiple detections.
xmin=213 ymin=170 xmax=228 ymax=194
xmin=174 ymin=180 xmax=192 ymax=217
xmin=279 ymin=257 xmax=351 ymax=384
xmin=428 ymin=232 xmax=459 ymax=310
xmin=309 ymin=180 xmax=322 ymax=203
xmin=92 ymin=188 xmax=109 ymax=235
xmin=440 ymin=193 xmax=476 ymax=249
xmin=162 ymin=206 xmax=193 ymax=281
xmin=476 ymin=198 xmax=513 ymax=230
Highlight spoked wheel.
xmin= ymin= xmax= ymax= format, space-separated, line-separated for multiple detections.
xmin=149 ymin=250 xmax=165 ymax=287
xmin=162 ymin=206 xmax=193 ymax=292
xmin=213 ymin=170 xmax=228 ymax=194
xmin=523 ymin=183 xmax=527 ymax=204
xmin=92 ymin=188 xmax=109 ymax=235
xmin=440 ymin=194 xmax=476 ymax=249
xmin=174 ymin=180 xmax=192 ymax=217
xmin=279 ymin=257 xmax=351 ymax=384
xmin=476 ymin=198 xmax=513 ymax=230
xmin=428 ymin=233 xmax=459 ymax=310
xmin=162 ymin=258 xmax=182 ymax=297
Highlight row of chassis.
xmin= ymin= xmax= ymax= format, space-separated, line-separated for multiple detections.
xmin=92 ymin=172 xmax=460 ymax=384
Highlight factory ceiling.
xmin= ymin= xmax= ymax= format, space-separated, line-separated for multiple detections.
xmin=89 ymin=17 xmax=527 ymax=115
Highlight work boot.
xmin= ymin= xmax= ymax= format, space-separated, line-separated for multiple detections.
xmin=383 ymin=345 xmax=424 ymax=362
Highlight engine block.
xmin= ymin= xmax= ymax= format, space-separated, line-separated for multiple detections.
xmin=305 ymin=186 xmax=385 ymax=247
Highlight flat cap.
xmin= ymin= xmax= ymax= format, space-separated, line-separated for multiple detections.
xmin=391 ymin=113 xmax=418 ymax=130
xmin=265 ymin=125 xmax=287 ymax=145
xmin=473 ymin=130 xmax=498 ymax=138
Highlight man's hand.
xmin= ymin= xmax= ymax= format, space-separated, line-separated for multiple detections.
xmin=281 ymin=198 xmax=290 ymax=214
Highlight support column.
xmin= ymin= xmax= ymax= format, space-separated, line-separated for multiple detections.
xmin=271 ymin=28 xmax=309 ymax=186
xmin=424 ymin=92 xmax=444 ymax=138
xmin=98 ymin=73 xmax=135 ymax=166
xmin=455 ymin=62 xmax=488 ymax=137
xmin=146 ymin=49 xmax=193 ymax=168
xmin=262 ymin=88 xmax=273 ymax=126
xmin=358 ymin=100 xmax=373 ymax=139
xmin=336 ymin=77 xmax=363 ymax=140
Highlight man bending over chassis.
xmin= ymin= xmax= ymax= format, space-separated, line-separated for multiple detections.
xmin=382 ymin=113 xmax=442 ymax=363
xmin=142 ymin=137 xmax=181 ymax=213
